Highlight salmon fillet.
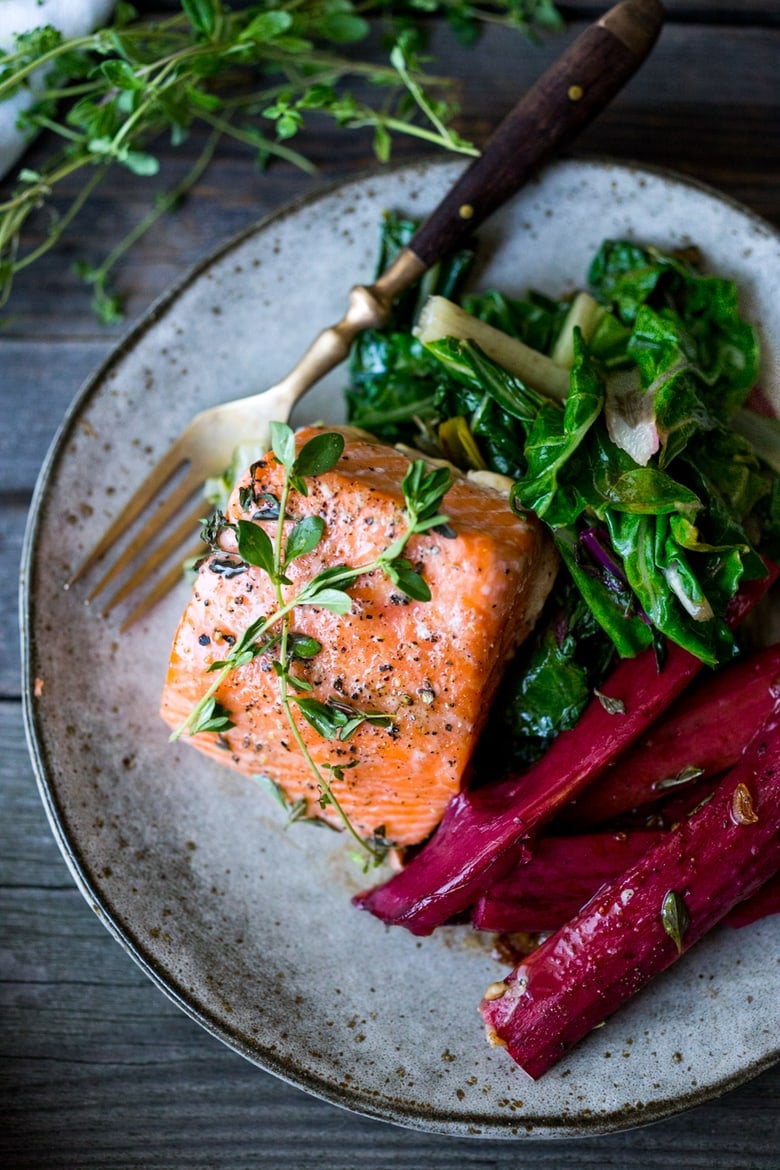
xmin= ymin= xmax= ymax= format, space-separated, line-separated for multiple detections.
xmin=160 ymin=427 xmax=557 ymax=846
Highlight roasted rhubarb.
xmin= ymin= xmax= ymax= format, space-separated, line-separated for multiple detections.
xmin=472 ymin=830 xmax=661 ymax=933
xmin=479 ymin=698 xmax=780 ymax=1078
xmin=724 ymin=871 xmax=780 ymax=929
xmin=475 ymin=830 xmax=780 ymax=934
xmin=562 ymin=642 xmax=780 ymax=828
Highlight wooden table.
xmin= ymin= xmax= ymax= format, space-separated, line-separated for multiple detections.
xmin=2 ymin=4 xmax=778 ymax=1166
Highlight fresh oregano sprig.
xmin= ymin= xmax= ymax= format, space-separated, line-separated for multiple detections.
xmin=172 ymin=423 xmax=452 ymax=867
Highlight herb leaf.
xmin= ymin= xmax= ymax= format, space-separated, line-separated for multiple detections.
xmin=294 ymin=431 xmax=345 ymax=478
xmin=288 ymin=633 xmax=322 ymax=659
xmin=236 ymin=518 xmax=276 ymax=577
xmin=270 ymin=421 xmax=297 ymax=472
xmin=661 ymin=889 xmax=690 ymax=955
xmin=294 ymin=697 xmax=349 ymax=738
xmin=384 ymin=556 xmax=431 ymax=602
xmin=302 ymin=587 xmax=353 ymax=614
xmin=190 ymin=697 xmax=235 ymax=735
xmin=284 ymin=515 xmax=325 ymax=566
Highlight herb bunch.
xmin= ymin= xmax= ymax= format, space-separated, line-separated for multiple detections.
xmin=0 ymin=0 xmax=561 ymax=321
xmin=172 ymin=421 xmax=452 ymax=867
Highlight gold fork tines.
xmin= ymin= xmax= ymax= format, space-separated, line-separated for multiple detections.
xmin=100 ymin=501 xmax=205 ymax=616
xmin=118 ymin=544 xmax=204 ymax=633
xmin=66 ymin=432 xmax=196 ymax=591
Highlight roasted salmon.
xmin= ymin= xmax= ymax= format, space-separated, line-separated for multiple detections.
xmin=160 ymin=427 xmax=557 ymax=846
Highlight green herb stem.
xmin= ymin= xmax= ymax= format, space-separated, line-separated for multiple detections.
xmin=196 ymin=109 xmax=317 ymax=172
xmin=2 ymin=164 xmax=108 ymax=291
xmin=0 ymin=35 xmax=97 ymax=98
xmin=88 ymin=127 xmax=222 ymax=287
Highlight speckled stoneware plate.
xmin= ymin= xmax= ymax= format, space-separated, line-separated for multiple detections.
xmin=22 ymin=158 xmax=780 ymax=1138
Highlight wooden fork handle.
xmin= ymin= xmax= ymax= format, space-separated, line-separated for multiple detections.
xmin=274 ymin=0 xmax=664 ymax=415
xmin=408 ymin=0 xmax=665 ymax=267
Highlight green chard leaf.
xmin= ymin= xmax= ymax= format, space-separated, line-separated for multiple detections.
xmin=590 ymin=239 xmax=760 ymax=421
xmin=345 ymin=212 xmax=475 ymax=444
xmin=425 ymin=337 xmax=546 ymax=428
xmin=554 ymin=525 xmax=653 ymax=659
xmin=512 ymin=330 xmax=602 ymax=524
xmin=461 ymin=287 xmax=569 ymax=354
xmin=605 ymin=510 xmax=735 ymax=666
xmin=497 ymin=575 xmax=617 ymax=765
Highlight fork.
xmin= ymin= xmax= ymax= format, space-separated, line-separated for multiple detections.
xmin=68 ymin=0 xmax=664 ymax=630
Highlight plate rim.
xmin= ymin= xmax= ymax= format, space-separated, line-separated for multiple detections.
xmin=20 ymin=153 xmax=780 ymax=1139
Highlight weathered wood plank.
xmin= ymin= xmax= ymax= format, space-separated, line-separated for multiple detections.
xmin=0 ymin=341 xmax=112 ymax=494
xmin=2 ymin=503 xmax=24 ymax=699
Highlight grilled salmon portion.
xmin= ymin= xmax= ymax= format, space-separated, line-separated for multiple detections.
xmin=160 ymin=428 xmax=557 ymax=846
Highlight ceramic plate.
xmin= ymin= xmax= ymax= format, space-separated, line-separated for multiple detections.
xmin=22 ymin=158 xmax=780 ymax=1138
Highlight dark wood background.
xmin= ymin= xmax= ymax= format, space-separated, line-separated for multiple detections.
xmin=2 ymin=3 xmax=779 ymax=1166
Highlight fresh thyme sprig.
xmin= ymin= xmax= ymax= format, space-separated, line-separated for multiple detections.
xmin=172 ymin=423 xmax=453 ymax=867
xmin=0 ymin=0 xmax=561 ymax=320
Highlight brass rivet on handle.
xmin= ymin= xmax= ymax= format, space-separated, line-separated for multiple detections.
xmin=568 ymin=84 xmax=584 ymax=101
xmin=458 ymin=203 xmax=475 ymax=219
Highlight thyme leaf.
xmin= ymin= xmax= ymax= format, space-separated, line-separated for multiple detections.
xmin=293 ymin=431 xmax=345 ymax=478
xmin=189 ymin=697 xmax=235 ymax=735
xmin=236 ymin=518 xmax=277 ymax=578
xmin=384 ymin=556 xmax=431 ymax=602
xmin=661 ymin=889 xmax=690 ymax=955
xmin=295 ymin=696 xmax=394 ymax=741
xmin=300 ymin=586 xmax=354 ymax=614
xmin=288 ymin=632 xmax=322 ymax=659
xmin=284 ymin=515 xmax=326 ymax=567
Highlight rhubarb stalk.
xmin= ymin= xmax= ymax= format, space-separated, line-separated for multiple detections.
xmin=479 ymin=697 xmax=780 ymax=1078
xmin=561 ymin=642 xmax=780 ymax=828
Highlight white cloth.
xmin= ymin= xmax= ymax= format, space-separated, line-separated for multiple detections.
xmin=0 ymin=0 xmax=116 ymax=178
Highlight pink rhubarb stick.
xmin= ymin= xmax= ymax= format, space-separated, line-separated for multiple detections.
xmin=472 ymin=830 xmax=661 ymax=933
xmin=561 ymin=642 xmax=780 ymax=828
xmin=479 ymin=697 xmax=780 ymax=1078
